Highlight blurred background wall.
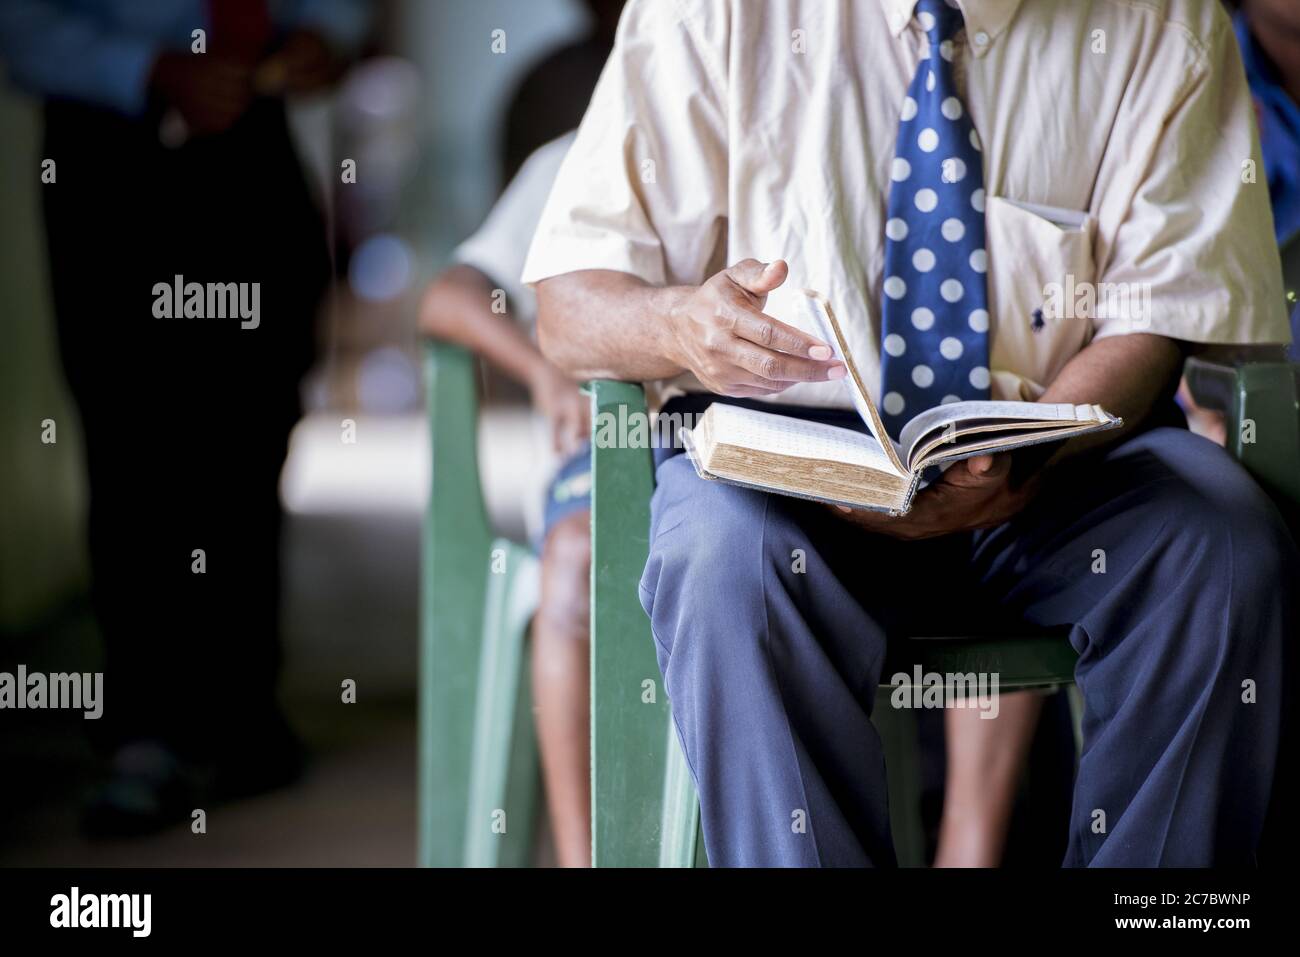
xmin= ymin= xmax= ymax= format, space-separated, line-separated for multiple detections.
xmin=0 ymin=89 xmax=88 ymax=630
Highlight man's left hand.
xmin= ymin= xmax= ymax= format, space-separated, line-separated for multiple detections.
xmin=829 ymin=453 xmax=1037 ymax=540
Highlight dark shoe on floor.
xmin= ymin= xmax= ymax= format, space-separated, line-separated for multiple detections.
xmin=81 ymin=740 xmax=194 ymax=840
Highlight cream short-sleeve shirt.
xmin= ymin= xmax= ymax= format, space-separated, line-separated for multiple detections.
xmin=455 ymin=132 xmax=575 ymax=332
xmin=522 ymin=0 xmax=1289 ymax=409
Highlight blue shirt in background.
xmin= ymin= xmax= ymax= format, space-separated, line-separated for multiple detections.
xmin=0 ymin=0 xmax=369 ymax=117
xmin=1234 ymin=11 xmax=1300 ymax=355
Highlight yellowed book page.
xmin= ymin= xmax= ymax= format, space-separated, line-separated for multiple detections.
xmin=706 ymin=403 xmax=896 ymax=473
xmin=795 ymin=290 xmax=908 ymax=477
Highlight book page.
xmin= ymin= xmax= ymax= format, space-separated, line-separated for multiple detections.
xmin=795 ymin=290 xmax=907 ymax=477
xmin=707 ymin=403 xmax=896 ymax=471
xmin=899 ymin=400 xmax=1110 ymax=468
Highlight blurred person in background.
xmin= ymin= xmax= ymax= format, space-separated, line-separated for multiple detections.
xmin=1234 ymin=0 xmax=1300 ymax=305
xmin=420 ymin=133 xmax=590 ymax=866
xmin=418 ymin=0 xmax=625 ymax=868
xmin=499 ymin=0 xmax=623 ymax=187
xmin=0 ymin=0 xmax=369 ymax=837
xmin=936 ymin=0 xmax=1300 ymax=867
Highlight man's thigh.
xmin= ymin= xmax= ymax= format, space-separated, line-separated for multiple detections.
xmin=643 ymin=453 xmax=983 ymax=640
xmin=972 ymin=425 xmax=1296 ymax=634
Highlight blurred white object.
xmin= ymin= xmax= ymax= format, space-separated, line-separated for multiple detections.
xmin=280 ymin=408 xmax=555 ymax=541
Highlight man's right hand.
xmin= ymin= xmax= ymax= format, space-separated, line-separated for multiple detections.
xmin=664 ymin=259 xmax=846 ymax=397
xmin=149 ymin=52 xmax=253 ymax=137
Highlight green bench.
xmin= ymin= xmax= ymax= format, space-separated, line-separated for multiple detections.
xmin=419 ymin=341 xmax=1300 ymax=867
xmin=417 ymin=342 xmax=540 ymax=867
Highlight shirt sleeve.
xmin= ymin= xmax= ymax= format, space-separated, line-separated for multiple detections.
xmin=1092 ymin=8 xmax=1290 ymax=345
xmin=0 ymin=0 xmax=158 ymax=116
xmin=521 ymin=0 xmax=730 ymax=289
xmin=453 ymin=133 xmax=576 ymax=327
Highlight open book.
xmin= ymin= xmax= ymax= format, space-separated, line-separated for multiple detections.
xmin=681 ymin=290 xmax=1121 ymax=514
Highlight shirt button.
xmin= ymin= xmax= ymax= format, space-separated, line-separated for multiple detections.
xmin=973 ymin=30 xmax=990 ymax=48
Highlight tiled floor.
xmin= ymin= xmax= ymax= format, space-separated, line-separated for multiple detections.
xmin=1 ymin=692 xmax=417 ymax=868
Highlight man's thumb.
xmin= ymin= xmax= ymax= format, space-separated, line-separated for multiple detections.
xmin=728 ymin=258 xmax=788 ymax=296
xmin=967 ymin=454 xmax=1008 ymax=478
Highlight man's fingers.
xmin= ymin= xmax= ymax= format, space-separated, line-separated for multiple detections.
xmin=726 ymin=258 xmax=788 ymax=297
xmin=728 ymin=307 xmax=837 ymax=361
xmin=933 ymin=454 xmax=1012 ymax=490
xmin=730 ymin=344 xmax=845 ymax=383
xmin=966 ymin=454 xmax=1011 ymax=480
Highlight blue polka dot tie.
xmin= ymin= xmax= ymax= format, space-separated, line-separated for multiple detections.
xmin=879 ymin=0 xmax=990 ymax=439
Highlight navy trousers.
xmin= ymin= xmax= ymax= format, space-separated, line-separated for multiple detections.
xmin=639 ymin=422 xmax=1296 ymax=866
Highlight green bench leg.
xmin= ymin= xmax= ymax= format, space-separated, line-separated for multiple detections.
xmin=463 ymin=540 xmax=541 ymax=867
xmin=875 ymin=695 xmax=927 ymax=867
xmin=658 ymin=721 xmax=702 ymax=867
xmin=588 ymin=380 xmax=668 ymax=867
xmin=419 ymin=342 xmax=495 ymax=867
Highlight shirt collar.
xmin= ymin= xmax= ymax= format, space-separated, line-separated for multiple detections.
xmin=879 ymin=0 xmax=1023 ymax=50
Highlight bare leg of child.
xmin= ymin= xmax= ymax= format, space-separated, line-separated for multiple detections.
xmin=934 ymin=690 xmax=1044 ymax=867
xmin=532 ymin=509 xmax=593 ymax=867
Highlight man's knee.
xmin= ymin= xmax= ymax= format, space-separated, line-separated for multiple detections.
xmin=538 ymin=509 xmax=591 ymax=641
xmin=638 ymin=455 xmax=817 ymax=683
xmin=640 ymin=457 xmax=775 ymax=610
xmin=1142 ymin=431 xmax=1294 ymax=575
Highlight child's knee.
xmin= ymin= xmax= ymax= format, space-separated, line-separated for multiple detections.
xmin=539 ymin=511 xmax=591 ymax=638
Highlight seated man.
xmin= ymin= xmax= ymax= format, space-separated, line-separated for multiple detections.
xmin=526 ymin=0 xmax=1296 ymax=866
xmin=420 ymin=133 xmax=593 ymax=867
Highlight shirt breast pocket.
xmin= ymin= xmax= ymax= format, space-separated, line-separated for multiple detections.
xmin=984 ymin=196 xmax=1097 ymax=399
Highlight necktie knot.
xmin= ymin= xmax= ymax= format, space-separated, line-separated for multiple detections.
xmin=915 ymin=0 xmax=964 ymax=42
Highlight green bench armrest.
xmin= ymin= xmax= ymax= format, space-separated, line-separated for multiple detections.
xmin=585 ymin=379 xmax=671 ymax=867
xmin=1185 ymin=355 xmax=1300 ymax=517
xmin=419 ymin=341 xmax=495 ymax=866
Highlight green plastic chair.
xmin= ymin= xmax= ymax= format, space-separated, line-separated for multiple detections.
xmin=419 ymin=340 xmax=540 ymax=867
xmin=588 ymin=353 xmax=1300 ymax=867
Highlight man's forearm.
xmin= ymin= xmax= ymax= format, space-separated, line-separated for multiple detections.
xmin=420 ymin=265 xmax=550 ymax=388
xmin=1037 ymin=332 xmax=1184 ymax=462
xmin=536 ymin=270 xmax=690 ymax=381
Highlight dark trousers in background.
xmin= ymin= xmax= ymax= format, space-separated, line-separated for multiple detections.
xmin=41 ymin=97 xmax=329 ymax=765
